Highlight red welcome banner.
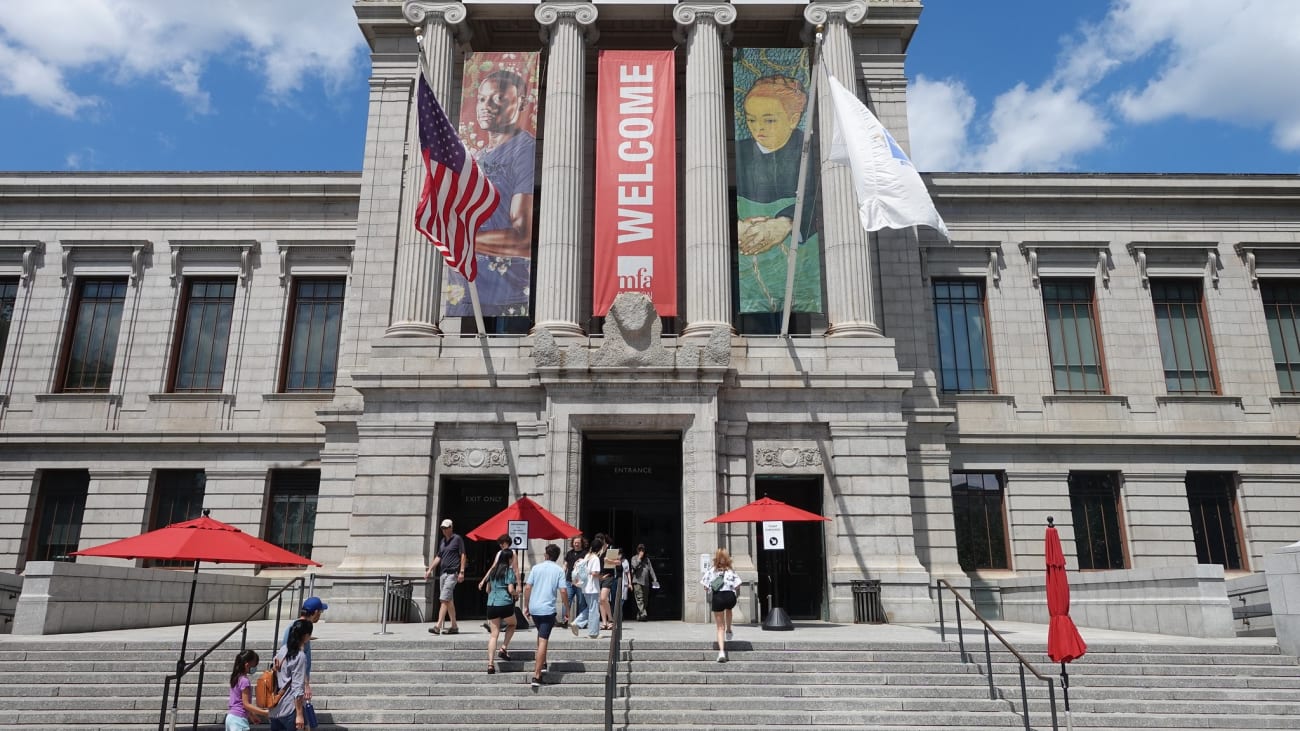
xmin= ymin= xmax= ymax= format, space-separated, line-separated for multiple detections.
xmin=593 ymin=50 xmax=677 ymax=316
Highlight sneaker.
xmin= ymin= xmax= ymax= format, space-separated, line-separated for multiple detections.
xmin=716 ymin=652 xmax=728 ymax=663
xmin=530 ymin=676 xmax=542 ymax=688
xmin=569 ymin=622 xmax=580 ymax=637
xmin=498 ymin=648 xmax=511 ymax=661
xmin=428 ymin=626 xmax=441 ymax=635
xmin=541 ymin=663 xmax=548 ymax=674
xmin=444 ymin=627 xmax=459 ymax=635
xmin=725 ymin=630 xmax=733 ymax=642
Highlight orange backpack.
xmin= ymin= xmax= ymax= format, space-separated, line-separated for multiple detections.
xmin=254 ymin=661 xmax=289 ymax=710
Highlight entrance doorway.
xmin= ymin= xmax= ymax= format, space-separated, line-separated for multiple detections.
xmin=581 ymin=436 xmax=683 ymax=620
xmin=437 ymin=477 xmax=509 ymax=620
xmin=756 ymin=475 xmax=825 ymax=620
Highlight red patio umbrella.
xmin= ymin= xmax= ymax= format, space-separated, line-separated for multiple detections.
xmin=73 ymin=509 xmax=319 ymax=724
xmin=1045 ymin=516 xmax=1087 ymax=730
xmin=706 ymin=496 xmax=830 ymax=631
xmin=705 ymin=496 xmax=831 ymax=525
xmin=466 ymin=496 xmax=581 ymax=542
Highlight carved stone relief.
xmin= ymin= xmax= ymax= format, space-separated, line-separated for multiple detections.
xmin=441 ymin=447 xmax=508 ymax=469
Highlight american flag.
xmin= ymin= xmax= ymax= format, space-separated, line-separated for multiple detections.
xmin=413 ymin=73 xmax=500 ymax=282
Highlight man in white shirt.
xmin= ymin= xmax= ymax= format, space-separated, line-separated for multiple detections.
xmin=522 ymin=543 xmax=569 ymax=688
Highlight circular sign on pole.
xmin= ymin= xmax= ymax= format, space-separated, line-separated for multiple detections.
xmin=763 ymin=521 xmax=785 ymax=550
xmin=507 ymin=520 xmax=528 ymax=548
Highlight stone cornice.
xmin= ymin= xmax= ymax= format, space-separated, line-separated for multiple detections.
xmin=926 ymin=173 xmax=1300 ymax=204
xmin=0 ymin=173 xmax=360 ymax=202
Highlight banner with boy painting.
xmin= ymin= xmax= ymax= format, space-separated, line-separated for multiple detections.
xmin=733 ymin=48 xmax=823 ymax=315
xmin=443 ymin=51 xmax=540 ymax=318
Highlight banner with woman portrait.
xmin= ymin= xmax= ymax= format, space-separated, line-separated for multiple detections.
xmin=443 ymin=52 xmax=541 ymax=318
xmin=733 ymin=48 xmax=823 ymax=314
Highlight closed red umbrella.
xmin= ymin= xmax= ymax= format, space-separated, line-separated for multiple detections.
xmin=1046 ymin=516 xmax=1087 ymax=730
xmin=466 ymin=496 xmax=581 ymax=542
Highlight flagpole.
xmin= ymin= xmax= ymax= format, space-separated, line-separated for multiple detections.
xmin=468 ymin=278 xmax=488 ymax=338
xmin=779 ymin=26 xmax=823 ymax=337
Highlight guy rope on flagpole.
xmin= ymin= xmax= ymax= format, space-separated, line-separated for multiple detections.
xmin=779 ymin=25 xmax=823 ymax=338
xmin=414 ymin=26 xmax=493 ymax=339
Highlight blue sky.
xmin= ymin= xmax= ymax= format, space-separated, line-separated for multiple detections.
xmin=1 ymin=0 xmax=1297 ymax=174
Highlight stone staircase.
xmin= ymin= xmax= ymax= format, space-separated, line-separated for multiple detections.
xmin=1 ymin=630 xmax=1298 ymax=730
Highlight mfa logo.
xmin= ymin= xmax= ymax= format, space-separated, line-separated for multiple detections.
xmin=618 ymin=256 xmax=653 ymax=291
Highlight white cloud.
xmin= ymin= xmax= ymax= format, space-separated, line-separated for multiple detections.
xmin=1103 ymin=0 xmax=1300 ymax=151
xmin=0 ymin=0 xmax=365 ymax=116
xmin=907 ymin=75 xmax=975 ymax=171
xmin=976 ymin=84 xmax=1111 ymax=172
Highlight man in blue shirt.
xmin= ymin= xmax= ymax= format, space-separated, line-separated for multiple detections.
xmin=522 ymin=543 xmax=569 ymax=688
xmin=283 ymin=596 xmax=326 ymax=701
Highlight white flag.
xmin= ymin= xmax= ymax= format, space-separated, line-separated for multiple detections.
xmin=826 ymin=75 xmax=949 ymax=239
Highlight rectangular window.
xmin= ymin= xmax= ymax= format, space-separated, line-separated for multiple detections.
xmin=169 ymin=278 xmax=236 ymax=392
xmin=1186 ymin=472 xmax=1246 ymax=571
xmin=950 ymin=471 xmax=1009 ymax=571
xmin=59 ymin=278 xmax=128 ymax=393
xmin=1151 ymin=279 xmax=1217 ymax=394
xmin=1260 ymin=280 xmax=1300 ymax=394
xmin=933 ymin=279 xmax=994 ymax=393
xmin=0 ymin=277 xmax=18 ymax=370
xmin=1042 ymin=279 xmax=1106 ymax=393
xmin=149 ymin=469 xmax=205 ymax=567
xmin=28 ymin=469 xmax=89 ymax=564
xmin=1068 ymin=471 xmax=1128 ymax=570
xmin=266 ymin=469 xmax=320 ymax=561
xmin=281 ymin=278 xmax=345 ymax=392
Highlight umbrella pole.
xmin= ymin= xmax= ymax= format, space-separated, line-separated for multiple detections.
xmin=171 ymin=560 xmax=199 ymax=731
xmin=1061 ymin=662 xmax=1073 ymax=731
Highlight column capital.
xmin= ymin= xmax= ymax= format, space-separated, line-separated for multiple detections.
xmin=673 ymin=2 xmax=737 ymax=43
xmin=403 ymin=2 xmax=469 ymax=33
xmin=804 ymin=0 xmax=868 ymax=28
xmin=535 ymin=2 xmax=599 ymax=44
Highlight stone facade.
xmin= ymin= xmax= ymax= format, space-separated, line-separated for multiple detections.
xmin=0 ymin=1 xmax=1297 ymax=626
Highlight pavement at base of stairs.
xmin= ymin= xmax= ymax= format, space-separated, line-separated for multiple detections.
xmin=0 ymin=616 xmax=1281 ymax=652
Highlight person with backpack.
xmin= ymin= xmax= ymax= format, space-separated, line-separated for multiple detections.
xmin=561 ymin=534 xmax=587 ymax=627
xmin=268 ymin=619 xmax=313 ymax=730
xmin=569 ymin=536 xmax=605 ymax=639
xmin=226 ymin=649 xmax=268 ymax=730
xmin=700 ymin=548 xmax=741 ymax=663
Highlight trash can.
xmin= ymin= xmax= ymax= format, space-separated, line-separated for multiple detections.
xmin=851 ymin=579 xmax=884 ymax=624
xmin=384 ymin=579 xmax=414 ymax=623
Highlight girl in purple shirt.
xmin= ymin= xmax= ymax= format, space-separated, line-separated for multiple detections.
xmin=226 ymin=649 xmax=268 ymax=730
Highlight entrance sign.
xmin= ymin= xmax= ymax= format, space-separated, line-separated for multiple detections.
xmin=763 ymin=520 xmax=785 ymax=550
xmin=593 ymin=50 xmax=677 ymax=316
xmin=732 ymin=47 xmax=823 ymax=315
xmin=507 ymin=520 xmax=529 ymax=548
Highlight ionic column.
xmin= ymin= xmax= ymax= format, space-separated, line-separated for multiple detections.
xmin=674 ymin=3 xmax=737 ymax=339
xmin=806 ymin=1 xmax=880 ymax=337
xmin=388 ymin=2 xmax=468 ymax=336
xmin=532 ymin=2 xmax=598 ymax=339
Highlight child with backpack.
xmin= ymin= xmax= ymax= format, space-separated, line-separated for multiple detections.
xmin=226 ymin=649 xmax=269 ymax=730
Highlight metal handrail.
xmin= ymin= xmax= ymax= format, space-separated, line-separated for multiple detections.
xmin=1227 ymin=584 xmax=1271 ymax=629
xmin=935 ymin=579 xmax=1059 ymax=731
xmin=157 ymin=575 xmax=305 ymax=731
xmin=603 ymin=567 xmax=626 ymax=731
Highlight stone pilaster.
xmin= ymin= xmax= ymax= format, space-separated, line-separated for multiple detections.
xmin=388 ymin=2 xmax=468 ymax=336
xmin=532 ymin=2 xmax=599 ymax=339
xmin=674 ymin=3 xmax=737 ymax=339
xmin=805 ymin=1 xmax=880 ymax=337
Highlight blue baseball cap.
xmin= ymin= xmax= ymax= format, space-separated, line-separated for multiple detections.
xmin=302 ymin=597 xmax=328 ymax=613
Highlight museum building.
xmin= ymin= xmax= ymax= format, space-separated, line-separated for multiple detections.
xmin=1 ymin=0 xmax=1298 ymax=625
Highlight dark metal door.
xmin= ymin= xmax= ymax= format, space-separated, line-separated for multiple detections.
xmin=437 ymin=477 xmax=509 ymax=620
xmin=756 ymin=476 xmax=825 ymax=620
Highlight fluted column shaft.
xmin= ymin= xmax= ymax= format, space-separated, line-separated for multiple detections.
xmin=675 ymin=3 xmax=737 ymax=338
xmin=389 ymin=3 xmax=467 ymax=336
xmin=806 ymin=1 xmax=879 ymax=337
xmin=532 ymin=3 xmax=598 ymax=338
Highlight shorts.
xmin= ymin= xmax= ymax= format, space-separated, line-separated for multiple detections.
xmin=438 ymin=572 xmax=457 ymax=601
xmin=711 ymin=590 xmax=737 ymax=612
xmin=532 ymin=613 xmax=556 ymax=639
xmin=225 ymin=714 xmax=251 ymax=731
xmin=600 ymin=575 xmax=615 ymax=591
xmin=486 ymin=603 xmax=515 ymax=620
